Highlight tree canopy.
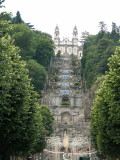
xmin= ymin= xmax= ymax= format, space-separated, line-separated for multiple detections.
xmin=33 ymin=31 xmax=55 ymax=69
xmin=91 ymin=46 xmax=120 ymax=159
xmin=26 ymin=59 xmax=47 ymax=94
xmin=13 ymin=11 xmax=24 ymax=24
xmin=7 ymin=11 xmax=55 ymax=94
xmin=33 ymin=105 xmax=54 ymax=153
xmin=0 ymin=32 xmax=39 ymax=158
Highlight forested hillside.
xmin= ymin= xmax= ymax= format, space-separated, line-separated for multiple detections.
xmin=81 ymin=21 xmax=120 ymax=88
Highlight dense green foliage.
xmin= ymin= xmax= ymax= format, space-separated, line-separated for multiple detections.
xmin=26 ymin=59 xmax=47 ymax=94
xmin=81 ymin=22 xmax=120 ymax=88
xmin=33 ymin=30 xmax=55 ymax=69
xmin=12 ymin=11 xmax=24 ymax=24
xmin=6 ymin=11 xmax=55 ymax=94
xmin=10 ymin=24 xmax=35 ymax=60
xmin=0 ymin=4 xmax=54 ymax=159
xmin=10 ymin=22 xmax=55 ymax=68
xmin=0 ymin=28 xmax=53 ymax=160
xmin=0 ymin=23 xmax=38 ymax=158
xmin=32 ymin=105 xmax=54 ymax=153
xmin=39 ymin=105 xmax=54 ymax=137
xmin=91 ymin=46 xmax=120 ymax=159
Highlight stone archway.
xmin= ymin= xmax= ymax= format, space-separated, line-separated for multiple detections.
xmin=61 ymin=112 xmax=72 ymax=124
xmin=62 ymin=96 xmax=69 ymax=102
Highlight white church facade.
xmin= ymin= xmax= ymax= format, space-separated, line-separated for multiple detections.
xmin=54 ymin=26 xmax=83 ymax=59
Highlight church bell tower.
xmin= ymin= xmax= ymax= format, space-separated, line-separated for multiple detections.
xmin=72 ymin=26 xmax=78 ymax=45
xmin=54 ymin=25 xmax=60 ymax=44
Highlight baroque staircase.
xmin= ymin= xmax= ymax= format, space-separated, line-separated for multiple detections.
xmin=42 ymin=55 xmax=91 ymax=160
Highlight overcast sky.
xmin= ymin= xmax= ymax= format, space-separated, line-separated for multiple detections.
xmin=1 ymin=0 xmax=120 ymax=39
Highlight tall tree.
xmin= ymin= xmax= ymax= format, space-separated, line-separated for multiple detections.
xmin=0 ymin=34 xmax=40 ymax=159
xmin=26 ymin=59 xmax=47 ymax=94
xmin=0 ymin=16 xmax=39 ymax=159
xmin=33 ymin=35 xmax=54 ymax=69
xmin=13 ymin=11 xmax=24 ymax=24
xmin=98 ymin=21 xmax=107 ymax=33
xmin=110 ymin=22 xmax=120 ymax=43
xmin=10 ymin=24 xmax=35 ymax=60
xmin=91 ymin=46 xmax=120 ymax=159
xmin=39 ymin=105 xmax=54 ymax=137
xmin=32 ymin=105 xmax=54 ymax=153
xmin=96 ymin=21 xmax=108 ymax=41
